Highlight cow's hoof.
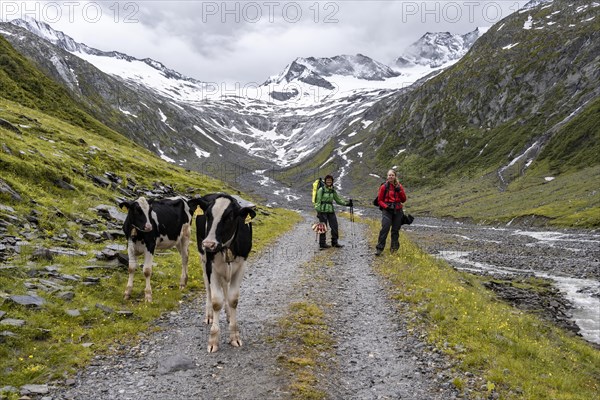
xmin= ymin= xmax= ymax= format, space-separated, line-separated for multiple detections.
xmin=207 ymin=344 xmax=219 ymax=353
xmin=230 ymin=338 xmax=243 ymax=347
xmin=144 ymin=295 xmax=153 ymax=302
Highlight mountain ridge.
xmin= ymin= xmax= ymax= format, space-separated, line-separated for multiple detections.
xmin=394 ymin=28 xmax=486 ymax=68
xmin=1 ymin=17 xmax=477 ymax=170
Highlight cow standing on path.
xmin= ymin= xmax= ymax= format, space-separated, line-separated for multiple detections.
xmin=119 ymin=196 xmax=201 ymax=302
xmin=196 ymin=193 xmax=256 ymax=353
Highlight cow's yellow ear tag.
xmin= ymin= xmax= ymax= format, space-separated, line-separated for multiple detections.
xmin=195 ymin=208 xmax=204 ymax=216
xmin=245 ymin=215 xmax=253 ymax=224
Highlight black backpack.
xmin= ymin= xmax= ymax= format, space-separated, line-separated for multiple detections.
xmin=372 ymin=182 xmax=389 ymax=209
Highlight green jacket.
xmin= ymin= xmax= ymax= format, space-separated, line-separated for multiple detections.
xmin=315 ymin=186 xmax=349 ymax=213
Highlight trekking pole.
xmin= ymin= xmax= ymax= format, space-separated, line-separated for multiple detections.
xmin=350 ymin=203 xmax=356 ymax=248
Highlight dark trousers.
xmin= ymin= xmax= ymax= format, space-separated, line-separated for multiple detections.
xmin=376 ymin=209 xmax=402 ymax=251
xmin=317 ymin=212 xmax=339 ymax=245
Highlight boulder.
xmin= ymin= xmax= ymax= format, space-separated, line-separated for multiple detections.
xmin=7 ymin=294 xmax=46 ymax=308
xmin=0 ymin=179 xmax=22 ymax=202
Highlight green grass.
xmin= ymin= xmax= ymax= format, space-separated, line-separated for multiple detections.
xmin=368 ymin=220 xmax=600 ymax=399
xmin=0 ymin=36 xmax=125 ymax=143
xmin=276 ymin=301 xmax=331 ymax=400
xmin=0 ymin=96 xmax=302 ymax=390
xmin=408 ymin=164 xmax=600 ymax=228
xmin=370 ymin=95 xmax=600 ymax=228
xmin=275 ymin=253 xmax=335 ymax=400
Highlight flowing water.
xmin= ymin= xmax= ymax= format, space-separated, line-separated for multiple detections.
xmin=407 ymin=219 xmax=600 ymax=345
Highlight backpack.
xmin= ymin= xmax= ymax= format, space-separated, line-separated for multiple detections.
xmin=312 ymin=178 xmax=325 ymax=205
xmin=372 ymin=182 xmax=389 ymax=208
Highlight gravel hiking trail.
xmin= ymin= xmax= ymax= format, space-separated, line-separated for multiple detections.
xmin=54 ymin=215 xmax=457 ymax=400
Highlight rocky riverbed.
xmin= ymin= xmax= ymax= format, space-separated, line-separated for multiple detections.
xmin=402 ymin=217 xmax=600 ymax=345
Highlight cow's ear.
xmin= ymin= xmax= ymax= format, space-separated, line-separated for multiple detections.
xmin=119 ymin=200 xmax=133 ymax=210
xmin=195 ymin=197 xmax=211 ymax=212
xmin=238 ymin=207 xmax=256 ymax=220
xmin=187 ymin=197 xmax=206 ymax=214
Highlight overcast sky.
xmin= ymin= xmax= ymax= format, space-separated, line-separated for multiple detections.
xmin=4 ymin=1 xmax=529 ymax=84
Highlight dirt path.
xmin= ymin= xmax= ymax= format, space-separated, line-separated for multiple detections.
xmin=54 ymin=215 xmax=457 ymax=400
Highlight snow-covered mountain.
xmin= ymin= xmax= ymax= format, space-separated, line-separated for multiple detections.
xmin=394 ymin=28 xmax=487 ymax=68
xmin=261 ymin=54 xmax=400 ymax=101
xmin=260 ymin=31 xmax=490 ymax=104
xmin=8 ymin=17 xmax=212 ymax=104
xmin=1 ymin=17 xmax=484 ymax=170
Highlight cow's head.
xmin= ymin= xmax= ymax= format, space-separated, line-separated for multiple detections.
xmin=119 ymin=197 xmax=154 ymax=234
xmin=198 ymin=194 xmax=256 ymax=253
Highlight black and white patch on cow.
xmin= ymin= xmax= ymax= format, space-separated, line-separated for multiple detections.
xmin=196 ymin=193 xmax=256 ymax=353
xmin=119 ymin=196 xmax=201 ymax=302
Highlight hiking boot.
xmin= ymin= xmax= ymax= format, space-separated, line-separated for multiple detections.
xmin=332 ymin=243 xmax=344 ymax=248
xmin=375 ymin=248 xmax=383 ymax=256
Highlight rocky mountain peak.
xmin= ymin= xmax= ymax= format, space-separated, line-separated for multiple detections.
xmin=265 ymin=53 xmax=401 ymax=88
xmin=10 ymin=16 xmax=83 ymax=52
xmin=8 ymin=17 xmax=203 ymax=86
xmin=394 ymin=28 xmax=485 ymax=68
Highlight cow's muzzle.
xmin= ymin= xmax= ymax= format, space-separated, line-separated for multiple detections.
xmin=202 ymin=240 xmax=222 ymax=253
xmin=134 ymin=223 xmax=153 ymax=233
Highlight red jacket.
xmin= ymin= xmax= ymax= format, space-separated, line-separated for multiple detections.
xmin=378 ymin=182 xmax=406 ymax=210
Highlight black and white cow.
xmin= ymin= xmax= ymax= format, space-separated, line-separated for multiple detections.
xmin=119 ymin=196 xmax=201 ymax=302
xmin=196 ymin=193 xmax=256 ymax=353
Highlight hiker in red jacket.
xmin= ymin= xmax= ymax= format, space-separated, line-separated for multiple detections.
xmin=375 ymin=169 xmax=407 ymax=256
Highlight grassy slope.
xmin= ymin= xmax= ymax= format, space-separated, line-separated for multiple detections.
xmin=0 ymin=36 xmax=302 ymax=389
xmin=407 ymin=99 xmax=600 ymax=227
xmin=0 ymin=35 xmax=124 ymax=141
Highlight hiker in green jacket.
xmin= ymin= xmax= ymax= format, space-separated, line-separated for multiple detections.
xmin=315 ymin=175 xmax=353 ymax=249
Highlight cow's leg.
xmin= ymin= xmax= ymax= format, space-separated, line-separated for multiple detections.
xmin=177 ymin=225 xmax=191 ymax=289
xmin=223 ymin=273 xmax=230 ymax=323
xmin=202 ymin=258 xmax=213 ymax=325
xmin=124 ymin=243 xmax=137 ymax=300
xmin=143 ymin=251 xmax=154 ymax=302
xmin=227 ymin=258 xmax=246 ymax=347
xmin=208 ymin=273 xmax=226 ymax=353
